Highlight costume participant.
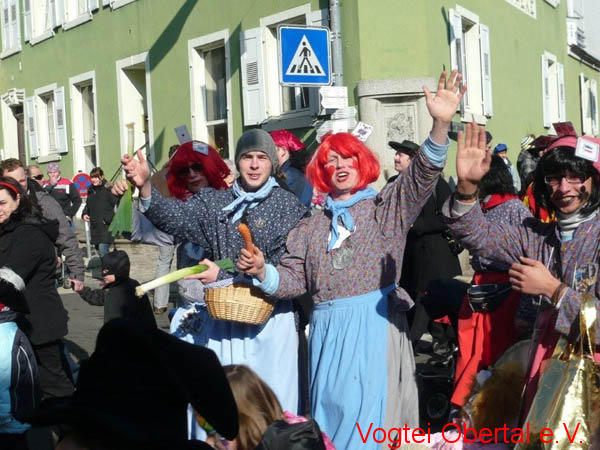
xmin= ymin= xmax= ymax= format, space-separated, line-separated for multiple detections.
xmin=270 ymin=129 xmax=313 ymax=207
xmin=238 ymin=71 xmax=466 ymax=449
xmin=120 ymin=130 xmax=308 ymax=419
xmin=451 ymin=155 xmax=533 ymax=408
xmin=442 ymin=124 xmax=600 ymax=422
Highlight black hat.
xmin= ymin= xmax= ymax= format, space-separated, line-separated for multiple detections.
xmin=388 ymin=140 xmax=420 ymax=155
xmin=28 ymin=319 xmax=239 ymax=450
xmin=256 ymin=419 xmax=326 ymax=450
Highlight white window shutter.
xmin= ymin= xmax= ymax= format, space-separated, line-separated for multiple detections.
xmin=449 ymin=9 xmax=465 ymax=115
xmin=88 ymin=0 xmax=99 ymax=11
xmin=541 ymin=55 xmax=551 ymax=128
xmin=23 ymin=0 xmax=31 ymax=42
xmin=24 ymin=96 xmax=39 ymax=158
xmin=591 ymin=79 xmax=599 ymax=136
xmin=240 ymin=27 xmax=266 ymax=126
xmin=309 ymin=8 xmax=329 ymax=27
xmin=557 ymin=62 xmax=566 ymax=122
xmin=479 ymin=24 xmax=492 ymax=117
xmin=54 ymin=87 xmax=68 ymax=153
xmin=53 ymin=0 xmax=64 ymax=28
xmin=10 ymin=0 xmax=19 ymax=49
xmin=1 ymin=1 xmax=9 ymax=51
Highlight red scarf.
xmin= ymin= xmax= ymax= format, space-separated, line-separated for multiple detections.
xmin=481 ymin=193 xmax=519 ymax=211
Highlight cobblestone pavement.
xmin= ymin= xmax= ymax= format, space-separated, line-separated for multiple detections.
xmin=62 ymin=230 xmax=175 ymax=357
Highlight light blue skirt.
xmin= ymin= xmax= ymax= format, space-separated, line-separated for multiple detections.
xmin=310 ymin=284 xmax=417 ymax=450
xmin=171 ymin=300 xmax=299 ymax=438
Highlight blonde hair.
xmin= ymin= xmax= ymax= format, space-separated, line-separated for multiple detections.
xmin=223 ymin=365 xmax=283 ymax=450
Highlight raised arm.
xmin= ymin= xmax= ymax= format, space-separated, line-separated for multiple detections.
xmin=377 ymin=70 xmax=466 ymax=236
xmin=442 ymin=123 xmax=543 ymax=266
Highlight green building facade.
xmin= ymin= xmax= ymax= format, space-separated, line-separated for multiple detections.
xmin=0 ymin=0 xmax=597 ymax=185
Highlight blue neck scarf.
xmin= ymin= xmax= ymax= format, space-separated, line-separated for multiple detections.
xmin=324 ymin=187 xmax=378 ymax=251
xmin=222 ymin=177 xmax=279 ymax=223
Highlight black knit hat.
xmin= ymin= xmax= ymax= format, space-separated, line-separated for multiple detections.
xmin=28 ymin=319 xmax=239 ymax=450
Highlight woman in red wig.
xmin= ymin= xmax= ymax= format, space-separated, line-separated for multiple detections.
xmin=238 ymin=71 xmax=466 ymax=449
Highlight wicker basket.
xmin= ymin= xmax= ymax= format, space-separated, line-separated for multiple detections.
xmin=204 ymin=283 xmax=274 ymax=325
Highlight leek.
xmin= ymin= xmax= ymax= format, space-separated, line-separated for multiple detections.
xmin=109 ymin=123 xmax=135 ymax=237
xmin=135 ymin=258 xmax=234 ymax=298
xmin=108 ymin=187 xmax=133 ymax=237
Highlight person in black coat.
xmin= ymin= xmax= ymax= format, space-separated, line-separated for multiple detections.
xmin=77 ymin=250 xmax=156 ymax=329
xmin=386 ymin=140 xmax=462 ymax=343
xmin=82 ymin=167 xmax=118 ymax=258
xmin=0 ymin=176 xmax=73 ymax=403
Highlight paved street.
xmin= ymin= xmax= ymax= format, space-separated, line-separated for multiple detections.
xmin=61 ymin=235 xmax=172 ymax=358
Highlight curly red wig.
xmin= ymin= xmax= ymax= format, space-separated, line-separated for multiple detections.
xmin=269 ymin=129 xmax=305 ymax=152
xmin=306 ymin=132 xmax=380 ymax=194
xmin=167 ymin=141 xmax=230 ymax=200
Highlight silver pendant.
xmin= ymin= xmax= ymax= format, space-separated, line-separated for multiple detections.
xmin=331 ymin=240 xmax=355 ymax=270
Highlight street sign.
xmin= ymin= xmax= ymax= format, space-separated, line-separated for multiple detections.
xmin=279 ymin=26 xmax=331 ymax=86
xmin=319 ymin=86 xmax=348 ymax=110
xmin=73 ymin=173 xmax=92 ymax=198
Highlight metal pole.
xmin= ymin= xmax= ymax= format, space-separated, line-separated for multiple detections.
xmin=84 ymin=220 xmax=92 ymax=260
xmin=329 ymin=0 xmax=344 ymax=86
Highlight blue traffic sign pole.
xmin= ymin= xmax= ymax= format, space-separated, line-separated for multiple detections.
xmin=278 ymin=26 xmax=332 ymax=87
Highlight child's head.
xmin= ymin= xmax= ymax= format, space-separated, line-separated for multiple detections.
xmin=223 ymin=365 xmax=283 ymax=450
xmin=100 ymin=250 xmax=130 ymax=286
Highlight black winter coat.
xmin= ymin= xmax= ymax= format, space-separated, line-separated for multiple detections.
xmin=78 ymin=279 xmax=156 ymax=329
xmin=83 ymin=181 xmax=117 ymax=245
xmin=399 ymin=178 xmax=462 ymax=299
xmin=0 ymin=217 xmax=68 ymax=345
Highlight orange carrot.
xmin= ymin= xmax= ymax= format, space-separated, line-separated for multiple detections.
xmin=237 ymin=223 xmax=254 ymax=252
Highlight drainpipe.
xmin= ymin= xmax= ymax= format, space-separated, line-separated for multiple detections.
xmin=329 ymin=0 xmax=344 ymax=86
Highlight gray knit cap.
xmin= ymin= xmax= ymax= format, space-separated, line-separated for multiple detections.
xmin=235 ymin=129 xmax=278 ymax=174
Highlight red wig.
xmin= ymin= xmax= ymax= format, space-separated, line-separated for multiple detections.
xmin=269 ymin=129 xmax=305 ymax=152
xmin=306 ymin=132 xmax=380 ymax=194
xmin=167 ymin=141 xmax=230 ymax=200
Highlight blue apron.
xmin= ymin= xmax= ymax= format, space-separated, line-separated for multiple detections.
xmin=309 ymin=284 xmax=395 ymax=450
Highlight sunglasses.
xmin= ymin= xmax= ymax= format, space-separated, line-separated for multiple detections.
xmin=177 ymin=163 xmax=204 ymax=177
xmin=32 ymin=174 xmax=43 ymax=180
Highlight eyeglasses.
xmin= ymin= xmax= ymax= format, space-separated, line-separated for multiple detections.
xmin=177 ymin=163 xmax=204 ymax=177
xmin=32 ymin=175 xmax=43 ymax=180
xmin=544 ymin=174 xmax=588 ymax=186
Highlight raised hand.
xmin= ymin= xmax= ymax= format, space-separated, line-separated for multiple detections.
xmin=456 ymin=122 xmax=492 ymax=190
xmin=423 ymin=70 xmax=467 ymax=123
xmin=121 ymin=149 xmax=150 ymax=189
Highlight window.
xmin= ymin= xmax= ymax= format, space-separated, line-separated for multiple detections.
xmin=24 ymin=0 xmax=57 ymax=44
xmin=566 ymin=0 xmax=585 ymax=49
xmin=1 ymin=0 xmax=21 ymax=57
xmin=63 ymin=0 xmax=98 ymax=30
xmin=541 ymin=52 xmax=566 ymax=131
xmin=116 ymin=53 xmax=154 ymax=162
xmin=580 ymin=74 xmax=598 ymax=135
xmin=240 ymin=5 xmax=327 ymax=127
xmin=189 ymin=30 xmax=233 ymax=158
xmin=70 ymin=72 xmax=98 ymax=172
xmin=1 ymin=88 xmax=26 ymax=161
xmin=449 ymin=6 xmax=493 ymax=122
xmin=25 ymin=84 xmax=68 ymax=159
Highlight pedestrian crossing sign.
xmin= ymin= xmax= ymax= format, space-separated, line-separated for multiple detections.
xmin=279 ymin=26 xmax=331 ymax=86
